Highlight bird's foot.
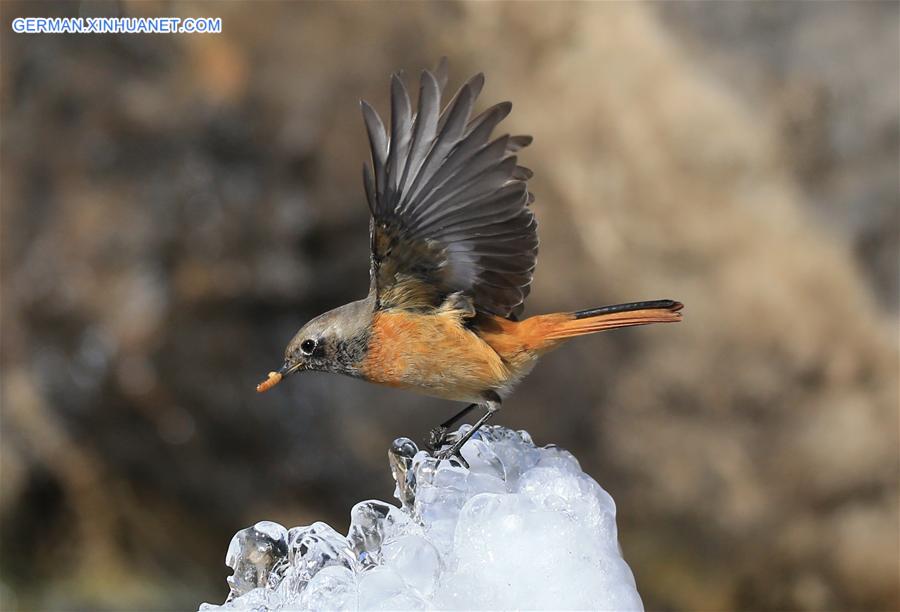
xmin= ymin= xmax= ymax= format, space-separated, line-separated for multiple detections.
xmin=434 ymin=444 xmax=469 ymax=469
xmin=427 ymin=426 xmax=469 ymax=467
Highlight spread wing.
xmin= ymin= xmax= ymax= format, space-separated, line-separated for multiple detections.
xmin=361 ymin=59 xmax=537 ymax=319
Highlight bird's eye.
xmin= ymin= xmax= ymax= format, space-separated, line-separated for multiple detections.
xmin=300 ymin=339 xmax=316 ymax=355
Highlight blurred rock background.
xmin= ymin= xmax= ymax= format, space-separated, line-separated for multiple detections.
xmin=1 ymin=1 xmax=897 ymax=610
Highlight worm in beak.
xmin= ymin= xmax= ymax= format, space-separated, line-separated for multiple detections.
xmin=256 ymin=371 xmax=283 ymax=393
xmin=256 ymin=361 xmax=294 ymax=393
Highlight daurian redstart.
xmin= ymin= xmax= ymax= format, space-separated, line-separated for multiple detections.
xmin=257 ymin=59 xmax=683 ymax=460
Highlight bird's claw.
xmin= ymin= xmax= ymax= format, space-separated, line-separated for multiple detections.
xmin=428 ymin=423 xmax=470 ymax=467
xmin=434 ymin=444 xmax=469 ymax=469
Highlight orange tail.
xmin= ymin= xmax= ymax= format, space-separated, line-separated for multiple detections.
xmin=532 ymin=299 xmax=683 ymax=348
xmin=477 ymin=300 xmax=682 ymax=367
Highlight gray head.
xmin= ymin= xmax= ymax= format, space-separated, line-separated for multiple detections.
xmin=256 ymin=297 xmax=373 ymax=392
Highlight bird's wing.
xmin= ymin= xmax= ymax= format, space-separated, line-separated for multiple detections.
xmin=361 ymin=59 xmax=537 ymax=320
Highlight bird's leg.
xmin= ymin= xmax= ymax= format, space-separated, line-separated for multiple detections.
xmin=427 ymin=403 xmax=479 ymax=451
xmin=436 ymin=395 xmax=502 ymax=462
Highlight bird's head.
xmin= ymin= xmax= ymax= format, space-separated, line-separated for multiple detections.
xmin=256 ymin=299 xmax=372 ymax=393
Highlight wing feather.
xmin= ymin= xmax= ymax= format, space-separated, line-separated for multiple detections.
xmin=360 ymin=101 xmax=388 ymax=200
xmin=362 ymin=163 xmax=377 ymax=214
xmin=386 ymin=74 xmax=412 ymax=199
xmin=399 ymin=71 xmax=440 ymax=196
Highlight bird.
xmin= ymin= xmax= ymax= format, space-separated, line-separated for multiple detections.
xmin=256 ymin=59 xmax=683 ymax=461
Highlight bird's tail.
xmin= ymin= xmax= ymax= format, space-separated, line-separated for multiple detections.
xmin=524 ymin=299 xmax=683 ymax=350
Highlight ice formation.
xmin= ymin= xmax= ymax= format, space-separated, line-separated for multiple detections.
xmin=199 ymin=425 xmax=643 ymax=611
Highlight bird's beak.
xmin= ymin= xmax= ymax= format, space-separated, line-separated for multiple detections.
xmin=255 ymin=361 xmax=297 ymax=393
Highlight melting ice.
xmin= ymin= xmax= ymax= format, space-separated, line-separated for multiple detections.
xmin=199 ymin=425 xmax=643 ymax=611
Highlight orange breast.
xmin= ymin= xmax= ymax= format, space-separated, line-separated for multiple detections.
xmin=361 ymin=310 xmax=514 ymax=402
